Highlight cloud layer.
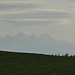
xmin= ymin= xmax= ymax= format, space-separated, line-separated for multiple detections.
xmin=0 ymin=0 xmax=75 ymax=27
xmin=0 ymin=0 xmax=75 ymax=47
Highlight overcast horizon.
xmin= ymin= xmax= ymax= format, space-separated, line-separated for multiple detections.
xmin=0 ymin=0 xmax=75 ymax=47
xmin=0 ymin=32 xmax=75 ymax=55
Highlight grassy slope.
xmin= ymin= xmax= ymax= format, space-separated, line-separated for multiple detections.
xmin=0 ymin=51 xmax=75 ymax=75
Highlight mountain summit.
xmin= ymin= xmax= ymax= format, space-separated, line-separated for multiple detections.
xmin=39 ymin=33 xmax=55 ymax=41
xmin=0 ymin=32 xmax=75 ymax=55
xmin=15 ymin=32 xmax=26 ymax=38
xmin=29 ymin=33 xmax=37 ymax=39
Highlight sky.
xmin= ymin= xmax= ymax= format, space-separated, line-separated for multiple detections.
xmin=0 ymin=0 xmax=75 ymax=46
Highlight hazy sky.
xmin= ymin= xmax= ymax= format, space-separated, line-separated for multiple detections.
xmin=0 ymin=0 xmax=75 ymax=46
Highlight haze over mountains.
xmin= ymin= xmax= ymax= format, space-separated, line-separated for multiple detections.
xmin=0 ymin=32 xmax=75 ymax=55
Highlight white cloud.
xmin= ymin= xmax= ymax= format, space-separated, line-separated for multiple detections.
xmin=0 ymin=0 xmax=74 ymax=27
xmin=1 ymin=10 xmax=73 ymax=18
xmin=0 ymin=0 xmax=75 ymax=47
xmin=0 ymin=2 xmax=40 ymax=12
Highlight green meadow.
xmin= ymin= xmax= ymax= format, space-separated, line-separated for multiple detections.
xmin=0 ymin=51 xmax=75 ymax=75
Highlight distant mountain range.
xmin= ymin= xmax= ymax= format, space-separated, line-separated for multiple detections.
xmin=0 ymin=32 xmax=75 ymax=55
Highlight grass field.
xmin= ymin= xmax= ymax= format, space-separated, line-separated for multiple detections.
xmin=0 ymin=51 xmax=75 ymax=75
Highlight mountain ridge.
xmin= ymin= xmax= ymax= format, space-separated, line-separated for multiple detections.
xmin=0 ymin=32 xmax=75 ymax=55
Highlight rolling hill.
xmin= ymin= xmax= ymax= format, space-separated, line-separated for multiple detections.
xmin=0 ymin=51 xmax=75 ymax=75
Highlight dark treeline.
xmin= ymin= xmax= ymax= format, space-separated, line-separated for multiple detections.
xmin=50 ymin=53 xmax=75 ymax=57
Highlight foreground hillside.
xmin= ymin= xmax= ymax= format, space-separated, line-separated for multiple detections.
xmin=0 ymin=51 xmax=75 ymax=75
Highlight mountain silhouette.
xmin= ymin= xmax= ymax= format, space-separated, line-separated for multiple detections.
xmin=39 ymin=33 xmax=54 ymax=41
xmin=0 ymin=32 xmax=75 ymax=55
xmin=15 ymin=32 xmax=26 ymax=38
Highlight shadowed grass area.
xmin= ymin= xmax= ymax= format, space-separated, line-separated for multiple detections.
xmin=0 ymin=51 xmax=75 ymax=75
